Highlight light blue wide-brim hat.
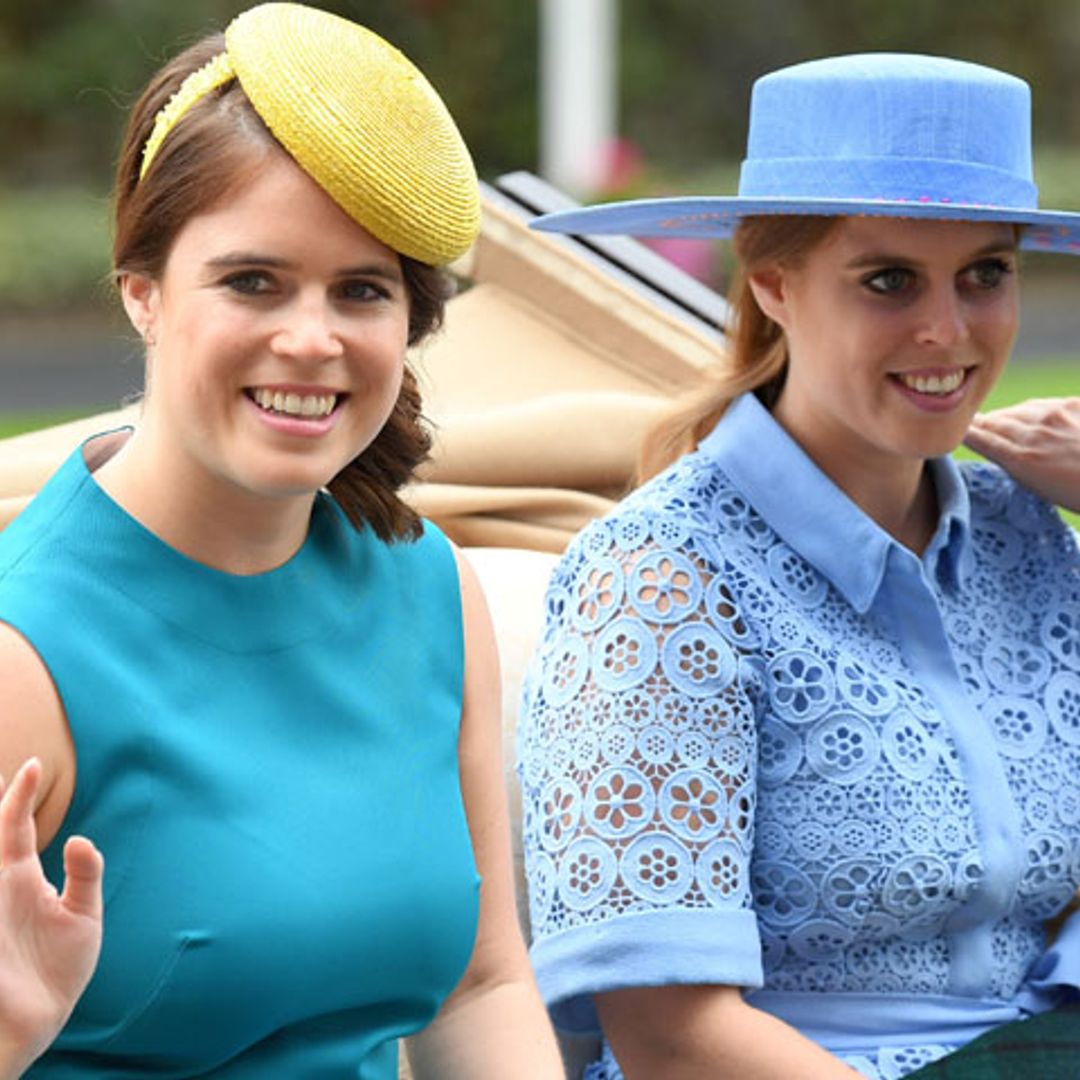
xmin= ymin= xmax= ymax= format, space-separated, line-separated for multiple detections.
xmin=532 ymin=53 xmax=1080 ymax=255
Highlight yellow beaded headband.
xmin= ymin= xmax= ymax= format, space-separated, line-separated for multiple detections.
xmin=139 ymin=2 xmax=480 ymax=265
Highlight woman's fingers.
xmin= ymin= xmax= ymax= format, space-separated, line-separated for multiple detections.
xmin=59 ymin=838 xmax=104 ymax=921
xmin=968 ymin=397 xmax=1080 ymax=444
xmin=0 ymin=756 xmax=104 ymax=918
xmin=963 ymin=422 xmax=1014 ymax=459
xmin=0 ymin=758 xmax=42 ymax=865
xmin=965 ymin=398 xmax=1080 ymax=512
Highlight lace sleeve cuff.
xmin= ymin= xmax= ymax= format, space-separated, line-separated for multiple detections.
xmin=530 ymin=907 xmax=764 ymax=1033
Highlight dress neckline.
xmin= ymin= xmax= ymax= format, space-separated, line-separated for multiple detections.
xmin=52 ymin=433 xmax=364 ymax=653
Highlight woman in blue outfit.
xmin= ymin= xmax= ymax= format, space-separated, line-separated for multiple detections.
xmin=519 ymin=53 xmax=1080 ymax=1078
xmin=0 ymin=4 xmax=563 ymax=1077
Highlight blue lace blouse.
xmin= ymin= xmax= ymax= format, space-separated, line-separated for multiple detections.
xmin=518 ymin=392 xmax=1080 ymax=1079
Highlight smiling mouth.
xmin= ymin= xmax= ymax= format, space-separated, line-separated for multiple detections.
xmin=894 ymin=369 xmax=969 ymax=396
xmin=248 ymin=388 xmax=340 ymax=418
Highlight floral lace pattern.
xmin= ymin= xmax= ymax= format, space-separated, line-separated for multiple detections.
xmin=520 ymin=442 xmax=1080 ymax=1078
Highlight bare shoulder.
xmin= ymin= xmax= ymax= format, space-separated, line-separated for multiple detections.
xmin=448 ymin=545 xmax=500 ymax=713
xmin=0 ymin=620 xmax=76 ymax=848
xmin=449 ymin=545 xmax=491 ymax=620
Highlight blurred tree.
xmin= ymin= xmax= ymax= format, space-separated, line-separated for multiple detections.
xmin=3 ymin=0 xmax=1080 ymax=192
xmin=619 ymin=0 xmax=1080 ymax=177
xmin=0 ymin=0 xmax=245 ymax=184
xmin=0 ymin=0 xmax=537 ymax=188
xmin=340 ymin=0 xmax=538 ymax=177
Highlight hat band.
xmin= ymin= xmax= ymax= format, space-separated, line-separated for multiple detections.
xmin=140 ymin=52 xmax=236 ymax=180
xmin=738 ymin=156 xmax=1038 ymax=210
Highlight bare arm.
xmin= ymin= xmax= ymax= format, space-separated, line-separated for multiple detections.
xmin=405 ymin=550 xmax=563 ymax=1079
xmin=598 ymin=985 xmax=863 ymax=1080
xmin=0 ymin=624 xmax=77 ymax=850
xmin=964 ymin=397 xmax=1080 ymax=513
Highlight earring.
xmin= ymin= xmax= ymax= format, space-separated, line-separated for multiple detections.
xmin=142 ymin=325 xmax=156 ymax=348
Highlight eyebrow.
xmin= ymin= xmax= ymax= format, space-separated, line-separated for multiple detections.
xmin=204 ymin=252 xmax=404 ymax=282
xmin=844 ymin=239 xmax=1018 ymax=271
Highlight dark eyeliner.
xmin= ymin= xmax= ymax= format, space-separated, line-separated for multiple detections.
xmin=221 ymin=269 xmax=272 ymax=295
xmin=965 ymin=257 xmax=1014 ymax=288
xmin=863 ymin=266 xmax=916 ymax=295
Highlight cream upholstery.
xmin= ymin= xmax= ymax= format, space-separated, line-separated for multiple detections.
xmin=464 ymin=546 xmax=557 ymax=937
xmin=397 ymin=546 xmax=600 ymax=1078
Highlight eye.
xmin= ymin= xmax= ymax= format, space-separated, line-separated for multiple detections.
xmin=222 ymin=270 xmax=274 ymax=296
xmin=961 ymin=257 xmax=1013 ymax=290
xmin=336 ymin=278 xmax=394 ymax=302
xmin=864 ymin=266 xmax=916 ymax=296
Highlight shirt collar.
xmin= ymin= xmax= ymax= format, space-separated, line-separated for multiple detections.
xmin=697 ymin=393 xmax=974 ymax=614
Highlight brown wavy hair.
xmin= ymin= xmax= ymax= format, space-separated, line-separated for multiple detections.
xmin=113 ymin=33 xmax=451 ymax=542
xmin=638 ymin=215 xmax=837 ymax=482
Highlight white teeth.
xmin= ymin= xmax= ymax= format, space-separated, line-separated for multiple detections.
xmin=251 ymin=388 xmax=337 ymax=417
xmin=899 ymin=370 xmax=965 ymax=395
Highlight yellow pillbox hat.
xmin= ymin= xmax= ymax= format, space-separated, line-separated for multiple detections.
xmin=141 ymin=2 xmax=480 ymax=265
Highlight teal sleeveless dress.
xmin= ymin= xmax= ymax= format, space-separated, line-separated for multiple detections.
xmin=0 ymin=438 xmax=480 ymax=1078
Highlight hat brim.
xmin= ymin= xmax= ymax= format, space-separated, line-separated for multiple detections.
xmin=531 ymin=196 xmax=1080 ymax=254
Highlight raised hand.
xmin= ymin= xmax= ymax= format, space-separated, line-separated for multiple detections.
xmin=0 ymin=759 xmax=103 ymax=1077
xmin=964 ymin=397 xmax=1080 ymax=513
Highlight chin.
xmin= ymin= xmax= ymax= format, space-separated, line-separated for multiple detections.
xmin=900 ymin=416 xmax=971 ymax=459
xmin=879 ymin=437 xmax=954 ymax=468
xmin=242 ymin=462 xmax=341 ymax=501
xmin=906 ymin=435 xmax=965 ymax=462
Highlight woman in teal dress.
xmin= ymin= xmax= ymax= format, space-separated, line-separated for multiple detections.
xmin=0 ymin=4 xmax=562 ymax=1077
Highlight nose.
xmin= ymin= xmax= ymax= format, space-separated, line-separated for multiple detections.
xmin=915 ymin=286 xmax=970 ymax=348
xmin=270 ymin=297 xmax=344 ymax=361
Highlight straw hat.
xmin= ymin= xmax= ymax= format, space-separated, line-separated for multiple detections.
xmin=140 ymin=2 xmax=480 ymax=265
xmin=532 ymin=53 xmax=1080 ymax=255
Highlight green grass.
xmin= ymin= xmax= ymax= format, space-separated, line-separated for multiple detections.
xmin=0 ymin=409 xmax=99 ymax=440
xmin=981 ymin=359 xmax=1079 ymax=405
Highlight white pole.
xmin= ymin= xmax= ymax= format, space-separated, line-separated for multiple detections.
xmin=539 ymin=0 xmax=618 ymax=197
